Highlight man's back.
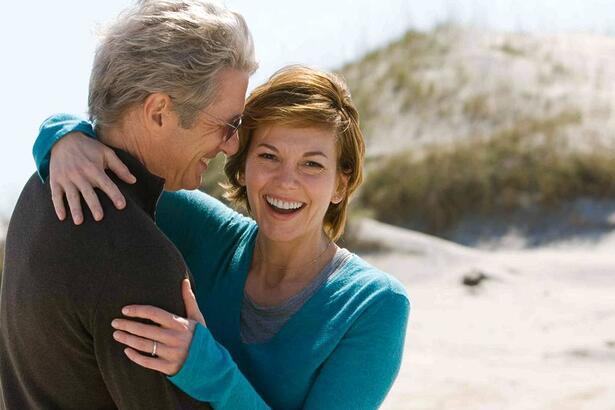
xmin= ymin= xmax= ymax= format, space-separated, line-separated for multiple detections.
xmin=0 ymin=151 xmax=210 ymax=409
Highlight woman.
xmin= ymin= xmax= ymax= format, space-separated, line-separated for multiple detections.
xmin=33 ymin=66 xmax=410 ymax=409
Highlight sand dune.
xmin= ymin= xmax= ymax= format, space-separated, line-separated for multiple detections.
xmin=342 ymin=26 xmax=615 ymax=159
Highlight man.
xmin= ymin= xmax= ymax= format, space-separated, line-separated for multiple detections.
xmin=0 ymin=1 xmax=257 ymax=408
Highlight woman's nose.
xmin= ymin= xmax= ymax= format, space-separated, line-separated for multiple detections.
xmin=273 ymin=163 xmax=298 ymax=188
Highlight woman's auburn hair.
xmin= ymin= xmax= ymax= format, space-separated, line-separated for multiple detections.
xmin=223 ymin=65 xmax=365 ymax=241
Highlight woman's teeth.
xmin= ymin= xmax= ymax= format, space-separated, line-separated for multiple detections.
xmin=265 ymin=195 xmax=303 ymax=210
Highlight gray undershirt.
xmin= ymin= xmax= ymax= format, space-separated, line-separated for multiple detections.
xmin=240 ymin=247 xmax=352 ymax=344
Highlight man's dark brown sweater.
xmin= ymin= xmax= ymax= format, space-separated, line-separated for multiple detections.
xmin=0 ymin=149 xmax=210 ymax=409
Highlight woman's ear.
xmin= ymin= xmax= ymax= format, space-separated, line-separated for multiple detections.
xmin=238 ymin=171 xmax=246 ymax=187
xmin=331 ymin=173 xmax=349 ymax=205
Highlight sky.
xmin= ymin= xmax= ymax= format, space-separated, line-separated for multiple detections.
xmin=1 ymin=0 xmax=614 ymax=218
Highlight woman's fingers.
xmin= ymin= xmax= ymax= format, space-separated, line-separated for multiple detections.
xmin=121 ymin=305 xmax=188 ymax=331
xmin=48 ymin=132 xmax=134 ymax=222
xmin=111 ymin=319 xmax=175 ymax=346
xmin=113 ymin=330 xmax=163 ymax=356
xmin=94 ymin=172 xmax=126 ymax=211
xmin=182 ymin=279 xmax=206 ymax=325
xmin=123 ymin=347 xmax=175 ymax=375
xmin=64 ymin=184 xmax=84 ymax=225
xmin=74 ymin=176 xmax=104 ymax=222
xmin=113 ymin=329 xmax=186 ymax=376
xmin=113 ymin=302 xmax=196 ymax=376
xmin=104 ymin=149 xmax=136 ymax=185
xmin=50 ymin=181 xmax=67 ymax=221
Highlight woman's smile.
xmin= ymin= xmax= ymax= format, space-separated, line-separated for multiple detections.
xmin=264 ymin=194 xmax=306 ymax=216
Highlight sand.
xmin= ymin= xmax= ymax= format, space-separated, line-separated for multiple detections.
xmin=352 ymin=219 xmax=615 ymax=410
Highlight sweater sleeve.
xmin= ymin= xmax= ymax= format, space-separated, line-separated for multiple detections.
xmin=302 ymin=292 xmax=410 ymax=410
xmin=168 ymin=324 xmax=271 ymax=410
xmin=156 ymin=190 xmax=254 ymax=267
xmin=33 ymin=113 xmax=96 ymax=181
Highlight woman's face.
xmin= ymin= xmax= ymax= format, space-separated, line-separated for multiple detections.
xmin=243 ymin=124 xmax=347 ymax=243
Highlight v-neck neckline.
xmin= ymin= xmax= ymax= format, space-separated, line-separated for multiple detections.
xmin=229 ymin=228 xmax=353 ymax=347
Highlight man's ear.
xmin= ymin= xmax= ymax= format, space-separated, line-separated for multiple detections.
xmin=331 ymin=173 xmax=349 ymax=205
xmin=142 ymin=93 xmax=172 ymax=130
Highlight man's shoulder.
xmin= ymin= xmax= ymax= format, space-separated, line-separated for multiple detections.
xmin=8 ymin=173 xmax=65 ymax=235
xmin=12 ymin=173 xmax=153 ymax=230
xmin=9 ymin=173 xmax=177 ymax=266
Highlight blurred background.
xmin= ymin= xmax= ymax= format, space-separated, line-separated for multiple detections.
xmin=2 ymin=1 xmax=615 ymax=408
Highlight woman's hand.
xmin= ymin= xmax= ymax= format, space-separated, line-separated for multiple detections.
xmin=49 ymin=132 xmax=136 ymax=224
xmin=111 ymin=279 xmax=206 ymax=376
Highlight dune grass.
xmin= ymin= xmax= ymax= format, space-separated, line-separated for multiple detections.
xmin=498 ymin=42 xmax=525 ymax=57
xmin=339 ymin=28 xmax=447 ymax=137
xmin=358 ymin=111 xmax=615 ymax=234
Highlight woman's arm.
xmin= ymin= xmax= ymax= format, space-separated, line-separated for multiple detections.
xmin=34 ymin=113 xmax=96 ymax=180
xmin=169 ymin=324 xmax=271 ymax=409
xmin=302 ymin=292 xmax=410 ymax=410
xmin=33 ymin=113 xmax=252 ymax=262
xmin=35 ymin=114 xmax=136 ymax=224
xmin=155 ymin=189 xmax=252 ymax=265
xmin=168 ymin=286 xmax=409 ymax=410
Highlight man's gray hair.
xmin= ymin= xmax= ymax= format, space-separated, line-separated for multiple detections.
xmin=89 ymin=0 xmax=258 ymax=129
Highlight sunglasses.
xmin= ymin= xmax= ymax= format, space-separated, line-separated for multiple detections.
xmin=202 ymin=111 xmax=242 ymax=142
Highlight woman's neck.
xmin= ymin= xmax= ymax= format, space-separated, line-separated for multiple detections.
xmin=250 ymin=231 xmax=336 ymax=288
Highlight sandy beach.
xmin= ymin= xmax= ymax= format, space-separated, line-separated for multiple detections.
xmin=353 ymin=219 xmax=615 ymax=410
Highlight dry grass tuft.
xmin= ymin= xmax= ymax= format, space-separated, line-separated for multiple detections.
xmin=358 ymin=110 xmax=615 ymax=234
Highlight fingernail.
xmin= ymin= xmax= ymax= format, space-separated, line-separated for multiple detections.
xmin=113 ymin=331 xmax=120 ymax=340
xmin=111 ymin=320 xmax=119 ymax=327
xmin=116 ymin=201 xmax=125 ymax=208
xmin=122 ymin=307 xmax=129 ymax=315
xmin=94 ymin=213 xmax=102 ymax=221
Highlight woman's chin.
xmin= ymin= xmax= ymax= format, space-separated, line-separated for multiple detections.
xmin=257 ymin=225 xmax=299 ymax=243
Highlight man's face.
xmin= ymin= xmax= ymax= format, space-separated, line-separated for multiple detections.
xmin=157 ymin=69 xmax=249 ymax=191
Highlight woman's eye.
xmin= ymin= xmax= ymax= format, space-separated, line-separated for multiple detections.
xmin=304 ymin=161 xmax=324 ymax=169
xmin=258 ymin=153 xmax=276 ymax=161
